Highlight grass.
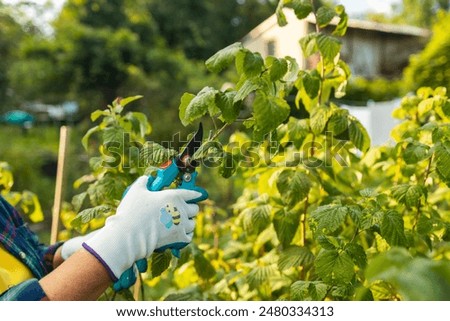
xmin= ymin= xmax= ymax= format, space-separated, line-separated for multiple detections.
xmin=0 ymin=124 xmax=88 ymax=230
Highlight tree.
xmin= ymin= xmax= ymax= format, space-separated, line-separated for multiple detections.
xmin=0 ymin=1 xmax=29 ymax=111
xmin=7 ymin=0 xmax=221 ymax=139
xmin=403 ymin=11 xmax=450 ymax=91
xmin=147 ymin=0 xmax=277 ymax=60
xmin=367 ymin=0 xmax=449 ymax=28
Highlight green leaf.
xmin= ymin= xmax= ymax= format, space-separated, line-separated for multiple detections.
xmin=192 ymin=140 xmax=223 ymax=162
xmin=241 ymin=203 xmax=271 ymax=234
xmin=179 ymin=93 xmax=195 ymax=126
xmin=102 ymin=126 xmax=125 ymax=144
xmin=140 ymin=142 xmax=177 ymax=167
xmin=391 ymin=184 xmax=423 ymax=208
xmin=276 ymin=169 xmax=311 ymax=206
xmin=82 ymin=125 xmax=99 ymax=150
xmin=287 ymin=0 xmax=313 ymax=19
xmin=300 ymin=33 xmax=318 ymax=57
xmin=333 ymin=5 xmax=348 ymax=36
xmin=91 ymin=109 xmax=109 ymax=122
xmin=253 ymin=91 xmax=290 ymax=136
xmin=246 ymin=264 xmax=278 ymax=289
xmin=179 ymin=87 xmax=218 ymax=126
xmin=275 ymin=0 xmax=288 ymax=26
xmin=114 ymin=289 xmax=135 ymax=301
xmin=330 ymin=60 xmax=351 ymax=99
xmin=316 ymin=34 xmax=341 ymax=62
xmin=86 ymin=174 xmax=128 ymax=206
xmin=291 ymin=281 xmax=328 ymax=301
xmin=347 ymin=205 xmax=364 ymax=228
xmin=432 ymin=124 xmax=450 ymax=144
xmin=298 ymin=71 xmax=320 ymax=99
xmin=16 ymin=191 xmax=43 ymax=223
xmin=310 ymin=105 xmax=333 ymax=135
xmin=205 ymin=42 xmax=243 ymax=73
xmin=71 ymin=205 xmax=114 ymax=229
xmin=403 ymin=142 xmax=430 ymax=164
xmin=441 ymin=100 xmax=450 ymax=117
xmin=124 ymin=112 xmax=151 ymax=138
xmin=316 ymin=6 xmax=336 ymax=28
xmin=273 ymin=208 xmax=300 ymax=247
xmin=327 ymin=108 xmax=349 ymax=136
xmin=164 ymin=292 xmax=199 ymax=301
xmin=348 ymin=116 xmax=371 ymax=152
xmin=193 ymin=248 xmax=216 ymax=280
xmin=366 ymin=248 xmax=450 ymax=300
xmin=234 ymin=79 xmax=259 ymax=102
xmin=315 ymin=249 xmax=355 ymax=284
xmin=266 ymin=56 xmax=288 ymax=81
xmin=219 ymin=151 xmax=239 ymax=178
xmin=381 ymin=210 xmax=407 ymax=247
xmin=278 ymin=246 xmax=314 ymax=270
xmin=287 ymin=117 xmax=310 ymax=149
xmin=345 ymin=243 xmax=367 ymax=269
xmin=417 ymin=215 xmax=433 ymax=235
xmin=283 ymin=56 xmax=300 ymax=82
xmin=418 ymin=98 xmax=434 ymax=117
xmin=119 ymin=95 xmax=143 ymax=108
xmin=235 ymin=50 xmax=264 ymax=78
xmin=151 ymin=251 xmax=171 ymax=278
xmin=72 ymin=192 xmax=87 ymax=212
xmin=317 ymin=235 xmax=341 ymax=250
xmin=216 ymin=91 xmax=242 ymax=124
xmin=435 ymin=141 xmax=450 ymax=185
xmin=310 ymin=204 xmax=348 ymax=234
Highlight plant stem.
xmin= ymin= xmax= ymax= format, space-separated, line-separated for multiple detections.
xmin=310 ymin=134 xmax=316 ymax=157
xmin=210 ymin=123 xmax=229 ymax=141
xmin=310 ymin=0 xmax=325 ymax=105
xmin=413 ymin=154 xmax=434 ymax=231
xmin=301 ymin=195 xmax=309 ymax=247
xmin=210 ymin=115 xmax=218 ymax=131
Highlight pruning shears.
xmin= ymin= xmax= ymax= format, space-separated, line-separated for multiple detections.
xmin=113 ymin=123 xmax=207 ymax=292
xmin=146 ymin=122 xmax=208 ymax=203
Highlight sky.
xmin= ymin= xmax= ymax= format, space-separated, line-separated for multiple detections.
xmin=337 ymin=0 xmax=402 ymax=15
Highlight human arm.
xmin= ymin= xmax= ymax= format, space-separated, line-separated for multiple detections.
xmin=39 ymin=248 xmax=111 ymax=300
xmin=1 ymin=176 xmax=202 ymax=301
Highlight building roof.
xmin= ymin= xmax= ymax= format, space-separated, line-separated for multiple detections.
xmin=243 ymin=9 xmax=430 ymax=43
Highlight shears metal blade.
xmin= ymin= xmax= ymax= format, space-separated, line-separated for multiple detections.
xmin=146 ymin=123 xmax=207 ymax=203
xmin=175 ymin=122 xmax=203 ymax=173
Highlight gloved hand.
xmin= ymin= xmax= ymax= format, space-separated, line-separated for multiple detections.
xmin=60 ymin=231 xmax=99 ymax=260
xmin=82 ymin=176 xmax=201 ymax=281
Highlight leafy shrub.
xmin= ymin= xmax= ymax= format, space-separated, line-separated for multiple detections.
xmin=66 ymin=2 xmax=450 ymax=301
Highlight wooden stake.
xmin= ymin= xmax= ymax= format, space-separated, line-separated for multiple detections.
xmin=133 ymin=276 xmax=142 ymax=300
xmin=50 ymin=125 xmax=70 ymax=244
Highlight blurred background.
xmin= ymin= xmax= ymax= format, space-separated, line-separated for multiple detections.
xmin=0 ymin=0 xmax=449 ymax=239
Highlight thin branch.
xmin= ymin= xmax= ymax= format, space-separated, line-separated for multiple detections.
xmin=210 ymin=123 xmax=229 ymax=141
xmin=310 ymin=0 xmax=325 ymax=105
xmin=413 ymin=154 xmax=434 ymax=231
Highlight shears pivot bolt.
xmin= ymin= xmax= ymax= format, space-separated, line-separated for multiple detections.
xmin=183 ymin=173 xmax=192 ymax=183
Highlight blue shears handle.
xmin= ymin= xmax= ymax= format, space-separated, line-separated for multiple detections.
xmin=146 ymin=160 xmax=208 ymax=203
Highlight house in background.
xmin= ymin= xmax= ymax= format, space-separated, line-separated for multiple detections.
xmin=241 ymin=9 xmax=430 ymax=145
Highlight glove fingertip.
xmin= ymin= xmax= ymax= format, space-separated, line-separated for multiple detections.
xmin=135 ymin=175 xmax=150 ymax=187
xmin=179 ymin=189 xmax=203 ymax=201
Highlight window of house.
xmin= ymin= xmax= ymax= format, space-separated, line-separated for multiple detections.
xmin=267 ymin=40 xmax=276 ymax=56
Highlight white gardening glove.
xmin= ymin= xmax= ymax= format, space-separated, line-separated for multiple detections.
xmin=60 ymin=231 xmax=99 ymax=260
xmin=82 ymin=176 xmax=201 ymax=281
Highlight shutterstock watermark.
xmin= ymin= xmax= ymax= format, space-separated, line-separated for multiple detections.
xmin=100 ymin=131 xmax=350 ymax=169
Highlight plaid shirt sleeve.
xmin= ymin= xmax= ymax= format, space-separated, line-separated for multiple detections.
xmin=0 ymin=195 xmax=62 ymax=278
